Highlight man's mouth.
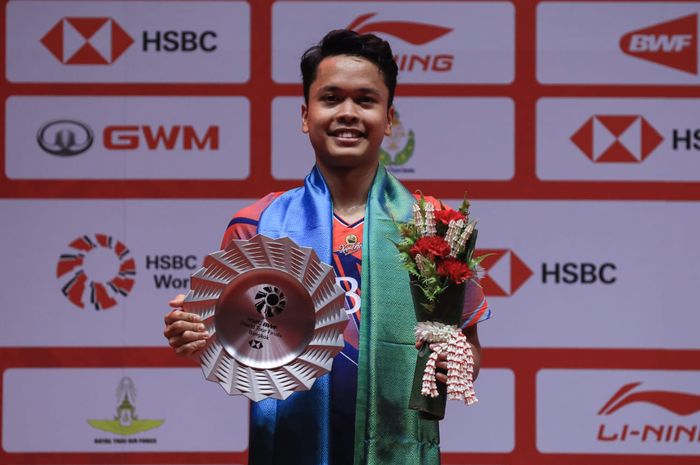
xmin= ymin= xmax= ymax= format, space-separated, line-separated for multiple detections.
xmin=330 ymin=128 xmax=365 ymax=139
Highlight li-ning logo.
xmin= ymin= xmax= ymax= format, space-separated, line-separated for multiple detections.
xmin=571 ymin=115 xmax=664 ymax=163
xmin=597 ymin=382 xmax=700 ymax=443
xmin=41 ymin=17 xmax=134 ymax=65
xmin=347 ymin=13 xmax=454 ymax=72
xmin=620 ymin=14 xmax=697 ymax=75
xmin=56 ymin=234 xmax=136 ymax=310
xmin=88 ymin=377 xmax=164 ymax=438
xmin=254 ymin=285 xmax=286 ymax=318
xmin=37 ymin=120 xmax=93 ymax=157
xmin=476 ymin=249 xmax=532 ymax=297
xmin=347 ymin=13 xmax=452 ymax=45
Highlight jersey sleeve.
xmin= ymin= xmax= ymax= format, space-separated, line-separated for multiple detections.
xmin=413 ymin=193 xmax=492 ymax=327
xmin=220 ymin=192 xmax=283 ymax=248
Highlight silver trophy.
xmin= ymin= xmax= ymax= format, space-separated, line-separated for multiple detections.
xmin=184 ymin=235 xmax=348 ymax=401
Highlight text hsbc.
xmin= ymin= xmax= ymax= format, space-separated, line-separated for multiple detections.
xmin=142 ymin=31 xmax=217 ymax=52
xmin=628 ymin=34 xmax=693 ymax=52
xmin=541 ymin=263 xmax=617 ymax=284
xmin=104 ymin=126 xmax=219 ymax=150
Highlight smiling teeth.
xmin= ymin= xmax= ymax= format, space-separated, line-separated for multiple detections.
xmin=336 ymin=131 xmax=361 ymax=138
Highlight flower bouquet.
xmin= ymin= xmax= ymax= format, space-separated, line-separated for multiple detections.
xmin=394 ymin=194 xmax=485 ymax=420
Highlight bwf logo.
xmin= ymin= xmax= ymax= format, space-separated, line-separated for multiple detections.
xmin=41 ymin=17 xmax=134 ymax=65
xmin=620 ymin=14 xmax=697 ymax=75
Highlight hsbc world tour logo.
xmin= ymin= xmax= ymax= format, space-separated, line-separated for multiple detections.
xmin=56 ymin=234 xmax=136 ymax=310
xmin=571 ymin=115 xmax=664 ymax=163
xmin=41 ymin=17 xmax=134 ymax=65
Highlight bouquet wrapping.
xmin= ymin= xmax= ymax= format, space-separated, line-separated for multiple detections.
xmin=396 ymin=195 xmax=483 ymax=420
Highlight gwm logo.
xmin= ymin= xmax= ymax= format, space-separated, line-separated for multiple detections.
xmin=620 ymin=14 xmax=697 ymax=75
xmin=571 ymin=115 xmax=664 ymax=163
xmin=476 ymin=249 xmax=532 ymax=297
xmin=41 ymin=17 xmax=134 ymax=65
xmin=597 ymin=382 xmax=700 ymax=443
xmin=88 ymin=377 xmax=164 ymax=438
xmin=56 ymin=234 xmax=136 ymax=310
xmin=347 ymin=13 xmax=454 ymax=72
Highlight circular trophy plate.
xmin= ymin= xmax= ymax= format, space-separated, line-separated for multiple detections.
xmin=183 ymin=235 xmax=348 ymax=402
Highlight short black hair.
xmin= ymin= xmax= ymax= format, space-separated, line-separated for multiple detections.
xmin=300 ymin=29 xmax=398 ymax=108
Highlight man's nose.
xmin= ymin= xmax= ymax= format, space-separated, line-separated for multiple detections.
xmin=336 ymin=99 xmax=359 ymax=122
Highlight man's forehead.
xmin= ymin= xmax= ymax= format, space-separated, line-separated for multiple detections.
xmin=312 ymin=55 xmax=387 ymax=90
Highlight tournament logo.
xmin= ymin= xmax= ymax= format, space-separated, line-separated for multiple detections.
xmin=37 ymin=119 xmax=93 ymax=157
xmin=476 ymin=249 xmax=532 ymax=297
xmin=41 ymin=17 xmax=134 ymax=65
xmin=380 ymin=109 xmax=415 ymax=172
xmin=571 ymin=115 xmax=664 ymax=163
xmin=620 ymin=14 xmax=697 ymax=75
xmin=88 ymin=377 xmax=164 ymax=438
xmin=56 ymin=234 xmax=136 ymax=310
xmin=254 ymin=285 xmax=287 ymax=318
xmin=597 ymin=382 xmax=700 ymax=443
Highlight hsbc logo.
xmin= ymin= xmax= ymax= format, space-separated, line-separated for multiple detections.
xmin=571 ymin=115 xmax=664 ymax=163
xmin=476 ymin=249 xmax=532 ymax=297
xmin=597 ymin=382 xmax=700 ymax=444
xmin=620 ymin=14 xmax=697 ymax=75
xmin=347 ymin=13 xmax=454 ymax=72
xmin=40 ymin=16 xmax=218 ymax=66
xmin=41 ymin=17 xmax=133 ymax=65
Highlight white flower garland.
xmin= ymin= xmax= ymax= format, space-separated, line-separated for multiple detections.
xmin=415 ymin=321 xmax=478 ymax=405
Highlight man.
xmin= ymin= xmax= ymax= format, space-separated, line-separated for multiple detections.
xmin=164 ymin=29 xmax=490 ymax=465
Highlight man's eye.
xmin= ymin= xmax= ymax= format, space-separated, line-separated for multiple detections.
xmin=322 ymin=95 xmax=338 ymax=103
xmin=358 ymin=96 xmax=376 ymax=105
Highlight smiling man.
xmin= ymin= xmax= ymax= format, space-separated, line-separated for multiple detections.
xmin=163 ymin=30 xmax=490 ymax=465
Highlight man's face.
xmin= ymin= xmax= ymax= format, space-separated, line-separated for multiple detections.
xmin=302 ymin=55 xmax=393 ymax=171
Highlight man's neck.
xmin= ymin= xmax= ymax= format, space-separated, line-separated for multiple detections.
xmin=317 ymin=162 xmax=378 ymax=223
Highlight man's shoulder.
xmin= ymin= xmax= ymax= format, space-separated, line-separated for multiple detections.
xmin=220 ymin=192 xmax=285 ymax=247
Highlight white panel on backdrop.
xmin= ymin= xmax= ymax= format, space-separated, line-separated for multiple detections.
xmin=0 ymin=199 xmax=252 ymax=347
xmin=272 ymin=97 xmax=514 ymax=180
xmin=6 ymin=1 xmax=250 ymax=83
xmin=5 ymin=97 xmax=250 ymax=180
xmin=441 ymin=369 xmax=514 ymax=453
xmin=538 ymin=2 xmax=700 ymax=84
xmin=443 ymin=200 xmax=700 ymax=350
xmin=537 ymin=98 xmax=700 ymax=181
xmin=537 ymin=370 xmax=700 ymax=455
xmin=2 ymin=368 xmax=248 ymax=452
xmin=272 ymin=1 xmax=514 ymax=84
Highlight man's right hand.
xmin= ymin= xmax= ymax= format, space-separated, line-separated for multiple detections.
xmin=163 ymin=293 xmax=209 ymax=356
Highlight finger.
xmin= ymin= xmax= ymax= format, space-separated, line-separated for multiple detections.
xmin=164 ymin=321 xmax=206 ymax=339
xmin=436 ymin=372 xmax=447 ymax=384
xmin=164 ymin=309 xmax=201 ymax=326
xmin=168 ymin=330 xmax=209 ymax=349
xmin=175 ymin=339 xmax=208 ymax=356
xmin=168 ymin=294 xmax=187 ymax=307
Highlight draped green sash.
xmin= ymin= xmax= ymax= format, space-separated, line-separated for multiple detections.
xmin=253 ymin=164 xmax=439 ymax=465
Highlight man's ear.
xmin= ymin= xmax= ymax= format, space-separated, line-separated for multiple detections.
xmin=301 ymin=103 xmax=309 ymax=134
xmin=385 ymin=105 xmax=395 ymax=136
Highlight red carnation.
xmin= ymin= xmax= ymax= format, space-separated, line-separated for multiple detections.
xmin=434 ymin=208 xmax=465 ymax=225
xmin=437 ymin=258 xmax=474 ymax=284
xmin=410 ymin=236 xmax=451 ymax=258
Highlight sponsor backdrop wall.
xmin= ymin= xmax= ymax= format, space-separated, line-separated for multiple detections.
xmin=1 ymin=0 xmax=699 ymax=464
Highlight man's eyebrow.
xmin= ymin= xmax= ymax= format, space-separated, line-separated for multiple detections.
xmin=317 ymin=85 xmax=381 ymax=95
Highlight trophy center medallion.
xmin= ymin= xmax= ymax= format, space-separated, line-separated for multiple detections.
xmin=214 ymin=268 xmax=316 ymax=370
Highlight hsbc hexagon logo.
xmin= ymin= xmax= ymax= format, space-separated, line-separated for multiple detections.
xmin=476 ymin=249 xmax=532 ymax=297
xmin=56 ymin=234 xmax=136 ymax=310
xmin=571 ymin=115 xmax=664 ymax=163
xmin=41 ymin=17 xmax=134 ymax=65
